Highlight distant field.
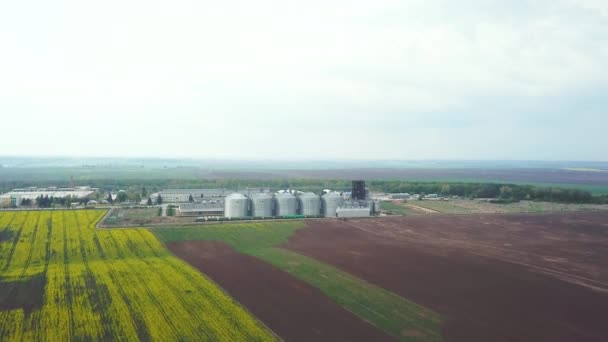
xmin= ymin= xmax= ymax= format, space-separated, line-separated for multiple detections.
xmin=382 ymin=199 xmax=608 ymax=215
xmin=154 ymin=222 xmax=443 ymax=341
xmin=0 ymin=210 xmax=274 ymax=341
xmin=2 ymin=165 xmax=608 ymax=195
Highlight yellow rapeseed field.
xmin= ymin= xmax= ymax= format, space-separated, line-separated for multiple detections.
xmin=0 ymin=210 xmax=275 ymax=341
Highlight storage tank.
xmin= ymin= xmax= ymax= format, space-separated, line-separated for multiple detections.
xmin=274 ymin=192 xmax=297 ymax=216
xmin=298 ymin=192 xmax=321 ymax=216
xmin=224 ymin=193 xmax=249 ymax=218
xmin=250 ymin=193 xmax=273 ymax=217
xmin=322 ymin=192 xmax=343 ymax=217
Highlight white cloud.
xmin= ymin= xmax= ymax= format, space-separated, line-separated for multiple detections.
xmin=0 ymin=0 xmax=606 ymax=159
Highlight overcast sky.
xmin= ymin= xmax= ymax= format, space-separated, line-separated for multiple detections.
xmin=0 ymin=0 xmax=606 ymax=160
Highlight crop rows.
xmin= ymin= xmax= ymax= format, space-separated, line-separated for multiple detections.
xmin=0 ymin=210 xmax=274 ymax=341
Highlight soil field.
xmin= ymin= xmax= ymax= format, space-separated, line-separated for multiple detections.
xmin=167 ymin=241 xmax=395 ymax=342
xmin=284 ymin=212 xmax=608 ymax=342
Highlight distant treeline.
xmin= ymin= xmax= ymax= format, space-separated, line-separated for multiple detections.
xmin=369 ymin=181 xmax=608 ymax=204
xmin=2 ymin=178 xmax=607 ymax=205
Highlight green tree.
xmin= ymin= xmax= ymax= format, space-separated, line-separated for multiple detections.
xmin=107 ymin=192 xmax=114 ymax=204
xmin=189 ymin=194 xmax=194 ymax=203
xmin=440 ymin=184 xmax=451 ymax=195
xmin=156 ymin=194 xmax=163 ymax=205
xmin=499 ymin=186 xmax=513 ymax=199
xmin=147 ymin=197 xmax=153 ymax=206
xmin=117 ymin=191 xmax=128 ymax=202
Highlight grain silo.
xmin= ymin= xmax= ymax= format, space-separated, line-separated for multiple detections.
xmin=322 ymin=192 xmax=343 ymax=217
xmin=274 ymin=192 xmax=297 ymax=216
xmin=298 ymin=192 xmax=321 ymax=216
xmin=224 ymin=193 xmax=249 ymax=218
xmin=250 ymin=193 xmax=273 ymax=217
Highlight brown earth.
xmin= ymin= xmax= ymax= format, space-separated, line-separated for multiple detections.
xmin=283 ymin=212 xmax=608 ymax=342
xmin=166 ymin=241 xmax=395 ymax=342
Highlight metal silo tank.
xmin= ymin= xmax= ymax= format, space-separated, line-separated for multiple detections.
xmin=224 ymin=193 xmax=249 ymax=218
xmin=298 ymin=192 xmax=321 ymax=216
xmin=274 ymin=192 xmax=297 ymax=216
xmin=250 ymin=193 xmax=273 ymax=217
xmin=322 ymin=192 xmax=343 ymax=217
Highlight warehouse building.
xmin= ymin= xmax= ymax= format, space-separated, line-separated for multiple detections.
xmin=150 ymin=189 xmax=231 ymax=203
xmin=0 ymin=186 xmax=98 ymax=208
xmin=177 ymin=202 xmax=224 ymax=216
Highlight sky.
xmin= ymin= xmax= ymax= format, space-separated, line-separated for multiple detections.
xmin=0 ymin=0 xmax=607 ymax=161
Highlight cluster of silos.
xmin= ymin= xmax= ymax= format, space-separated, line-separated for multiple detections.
xmin=322 ymin=192 xmax=344 ymax=217
xmin=225 ymin=191 xmax=332 ymax=218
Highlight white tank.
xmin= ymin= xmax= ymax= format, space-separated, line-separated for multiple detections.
xmin=274 ymin=192 xmax=297 ymax=216
xmin=250 ymin=193 xmax=273 ymax=217
xmin=322 ymin=192 xmax=343 ymax=217
xmin=224 ymin=193 xmax=249 ymax=218
xmin=298 ymin=192 xmax=321 ymax=216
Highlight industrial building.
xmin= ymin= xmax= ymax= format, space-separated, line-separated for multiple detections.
xmin=150 ymin=189 xmax=232 ymax=203
xmin=177 ymin=202 xmax=224 ymax=216
xmin=0 ymin=187 xmax=98 ymax=208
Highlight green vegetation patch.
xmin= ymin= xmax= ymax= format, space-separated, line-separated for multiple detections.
xmin=380 ymin=201 xmax=410 ymax=215
xmin=154 ymin=222 xmax=444 ymax=341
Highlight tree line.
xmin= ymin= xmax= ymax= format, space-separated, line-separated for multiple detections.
xmin=369 ymin=181 xmax=608 ymax=204
xmin=7 ymin=179 xmax=608 ymax=207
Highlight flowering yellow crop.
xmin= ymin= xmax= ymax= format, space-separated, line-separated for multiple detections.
xmin=0 ymin=210 xmax=275 ymax=341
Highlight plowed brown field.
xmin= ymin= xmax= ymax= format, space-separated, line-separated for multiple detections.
xmin=284 ymin=212 xmax=608 ymax=341
xmin=166 ymin=241 xmax=395 ymax=342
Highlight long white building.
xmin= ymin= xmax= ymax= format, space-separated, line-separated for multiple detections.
xmin=0 ymin=186 xmax=98 ymax=207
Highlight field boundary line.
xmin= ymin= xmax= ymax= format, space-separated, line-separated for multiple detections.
xmin=149 ymin=231 xmax=284 ymax=342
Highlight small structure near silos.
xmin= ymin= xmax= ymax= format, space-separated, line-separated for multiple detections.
xmin=336 ymin=201 xmax=371 ymax=218
xmin=274 ymin=192 xmax=298 ymax=216
xmin=224 ymin=193 xmax=249 ymax=218
xmin=250 ymin=193 xmax=274 ymax=217
xmin=178 ymin=202 xmax=224 ymax=217
xmin=298 ymin=192 xmax=321 ymax=216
